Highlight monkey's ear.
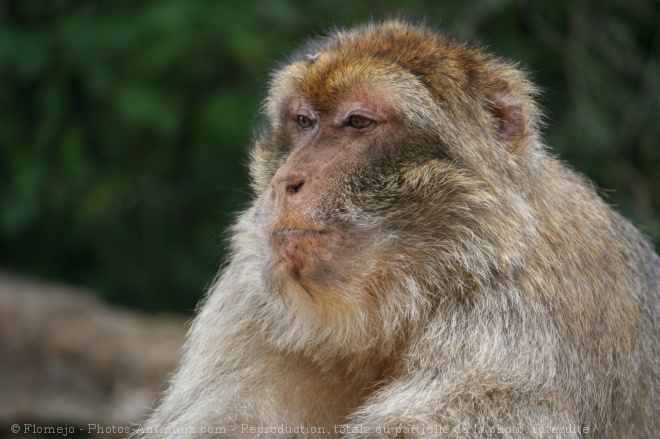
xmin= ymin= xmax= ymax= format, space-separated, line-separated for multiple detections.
xmin=485 ymin=79 xmax=527 ymax=151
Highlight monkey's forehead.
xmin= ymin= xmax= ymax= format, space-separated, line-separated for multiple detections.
xmin=265 ymin=21 xmax=488 ymax=118
xmin=264 ymin=56 xmax=423 ymax=124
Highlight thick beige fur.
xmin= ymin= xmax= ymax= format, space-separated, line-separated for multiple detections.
xmin=138 ymin=21 xmax=659 ymax=438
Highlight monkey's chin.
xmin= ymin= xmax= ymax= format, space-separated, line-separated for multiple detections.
xmin=267 ymin=229 xmax=348 ymax=288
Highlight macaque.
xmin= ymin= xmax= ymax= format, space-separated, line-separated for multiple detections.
xmin=139 ymin=21 xmax=660 ymax=438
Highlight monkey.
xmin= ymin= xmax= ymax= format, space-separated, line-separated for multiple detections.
xmin=138 ymin=21 xmax=660 ymax=438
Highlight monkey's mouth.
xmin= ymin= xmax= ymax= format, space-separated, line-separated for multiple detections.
xmin=268 ymin=228 xmax=344 ymax=277
xmin=274 ymin=228 xmax=331 ymax=237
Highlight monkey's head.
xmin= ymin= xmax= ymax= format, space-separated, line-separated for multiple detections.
xmin=247 ymin=21 xmax=543 ymax=359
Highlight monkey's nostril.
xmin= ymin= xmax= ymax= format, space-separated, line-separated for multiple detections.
xmin=286 ymin=180 xmax=304 ymax=195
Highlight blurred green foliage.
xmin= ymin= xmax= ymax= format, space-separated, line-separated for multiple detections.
xmin=1 ymin=0 xmax=658 ymax=312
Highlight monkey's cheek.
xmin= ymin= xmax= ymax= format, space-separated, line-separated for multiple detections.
xmin=268 ymin=231 xmax=344 ymax=280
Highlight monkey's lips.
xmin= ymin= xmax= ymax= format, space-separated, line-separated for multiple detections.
xmin=268 ymin=228 xmax=344 ymax=277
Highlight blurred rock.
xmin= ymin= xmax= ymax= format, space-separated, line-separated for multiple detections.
xmin=0 ymin=273 xmax=186 ymax=436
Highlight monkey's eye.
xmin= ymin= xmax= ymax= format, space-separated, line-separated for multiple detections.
xmin=347 ymin=115 xmax=373 ymax=129
xmin=297 ymin=115 xmax=314 ymax=129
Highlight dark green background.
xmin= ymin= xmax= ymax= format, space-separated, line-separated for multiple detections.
xmin=1 ymin=0 xmax=658 ymax=313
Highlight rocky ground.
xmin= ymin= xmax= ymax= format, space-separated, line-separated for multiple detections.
xmin=0 ymin=273 xmax=186 ymax=438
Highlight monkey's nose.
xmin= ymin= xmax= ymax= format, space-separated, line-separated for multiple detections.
xmin=272 ymin=172 xmax=306 ymax=198
xmin=286 ymin=180 xmax=304 ymax=195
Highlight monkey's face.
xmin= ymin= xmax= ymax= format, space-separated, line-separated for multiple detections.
xmin=253 ymin=55 xmax=428 ymax=298
xmin=260 ymin=89 xmax=384 ymax=289
xmin=251 ymin=23 xmax=536 ymax=301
